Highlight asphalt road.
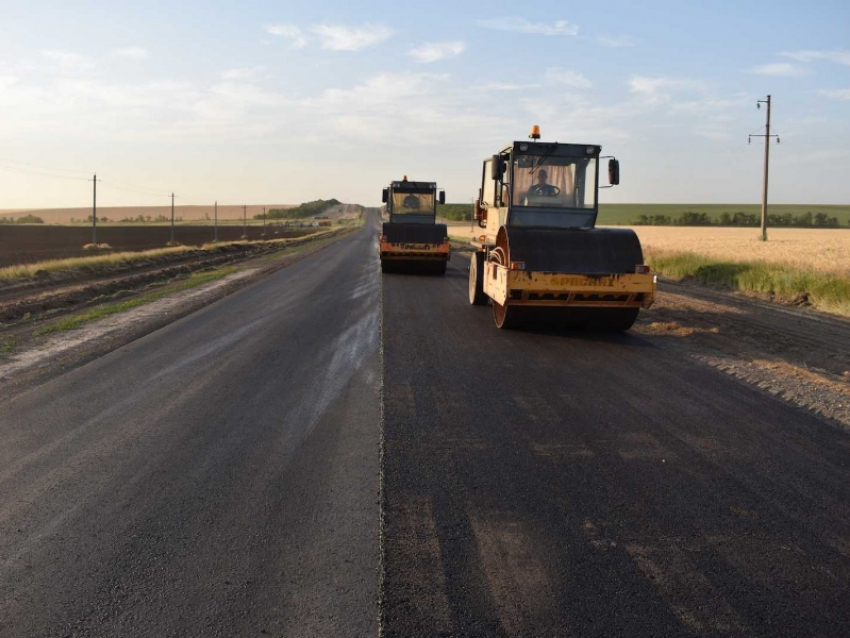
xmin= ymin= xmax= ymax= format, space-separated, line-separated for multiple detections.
xmin=0 ymin=215 xmax=382 ymax=637
xmin=381 ymin=255 xmax=850 ymax=638
xmin=3 ymin=214 xmax=850 ymax=638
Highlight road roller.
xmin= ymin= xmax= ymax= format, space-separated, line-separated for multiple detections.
xmin=379 ymin=177 xmax=450 ymax=275
xmin=468 ymin=126 xmax=655 ymax=330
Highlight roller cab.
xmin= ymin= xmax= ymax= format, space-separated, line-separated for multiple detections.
xmin=380 ymin=177 xmax=450 ymax=275
xmin=469 ymin=127 xmax=655 ymax=330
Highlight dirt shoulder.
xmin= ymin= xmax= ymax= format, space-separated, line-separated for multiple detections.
xmin=635 ymin=278 xmax=850 ymax=431
xmin=451 ymin=251 xmax=850 ymax=432
xmin=0 ymin=229 xmax=356 ymax=397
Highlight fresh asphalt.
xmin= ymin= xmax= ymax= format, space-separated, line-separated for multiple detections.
xmin=2 ymin=212 xmax=850 ymax=637
xmin=0 ymin=213 xmax=383 ymax=637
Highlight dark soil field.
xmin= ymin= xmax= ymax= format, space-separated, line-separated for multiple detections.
xmin=0 ymin=225 xmax=312 ymax=267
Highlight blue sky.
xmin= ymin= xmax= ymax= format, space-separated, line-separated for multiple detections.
xmin=1 ymin=0 xmax=849 ymax=208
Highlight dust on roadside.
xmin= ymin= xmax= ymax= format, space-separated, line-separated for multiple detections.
xmin=635 ymin=279 xmax=850 ymax=430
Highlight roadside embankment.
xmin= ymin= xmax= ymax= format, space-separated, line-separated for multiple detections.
xmin=647 ymin=250 xmax=850 ymax=317
xmin=0 ymin=227 xmax=357 ymax=391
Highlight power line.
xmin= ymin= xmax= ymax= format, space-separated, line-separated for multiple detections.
xmin=0 ymin=157 xmax=91 ymax=176
xmin=99 ymin=180 xmax=168 ymax=198
xmin=0 ymin=163 xmax=89 ymax=181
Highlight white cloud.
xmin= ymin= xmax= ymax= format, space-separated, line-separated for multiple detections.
xmin=265 ymin=24 xmax=307 ymax=49
xmin=303 ymin=72 xmax=506 ymax=144
xmin=781 ymin=50 xmax=850 ymax=66
xmin=596 ymin=35 xmax=636 ymax=48
xmin=478 ymin=17 xmax=579 ymax=36
xmin=819 ymin=88 xmax=850 ymax=101
xmin=112 ymin=47 xmax=149 ymax=60
xmin=748 ymin=63 xmax=806 ymax=76
xmin=629 ymin=76 xmax=707 ymax=105
xmin=221 ymin=67 xmax=266 ymax=80
xmin=545 ymin=68 xmax=592 ymax=88
xmin=408 ymin=41 xmax=466 ymax=64
xmin=41 ymin=50 xmax=93 ymax=71
xmin=310 ymin=23 xmax=393 ymax=51
xmin=474 ymin=82 xmax=542 ymax=91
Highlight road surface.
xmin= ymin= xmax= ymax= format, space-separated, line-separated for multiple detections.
xmin=2 ymin=211 xmax=850 ymax=637
xmin=381 ymin=254 xmax=850 ymax=638
xmin=0 ymin=214 xmax=382 ymax=637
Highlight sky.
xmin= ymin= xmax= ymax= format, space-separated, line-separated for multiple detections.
xmin=0 ymin=0 xmax=849 ymax=209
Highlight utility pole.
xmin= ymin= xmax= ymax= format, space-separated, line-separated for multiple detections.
xmin=263 ymin=206 xmax=266 ymax=236
xmin=749 ymin=95 xmax=778 ymax=241
xmin=170 ymin=192 xmax=176 ymax=244
xmin=243 ymin=204 xmax=247 ymax=238
xmin=89 ymin=174 xmax=99 ymax=244
xmin=214 ymin=201 xmax=218 ymax=242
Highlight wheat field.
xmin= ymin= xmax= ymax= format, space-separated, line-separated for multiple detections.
xmin=447 ymin=223 xmax=850 ymax=274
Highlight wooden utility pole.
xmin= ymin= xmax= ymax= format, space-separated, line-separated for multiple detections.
xmin=750 ymin=95 xmax=778 ymax=241
xmin=214 ymin=201 xmax=218 ymax=242
xmin=263 ymin=206 xmax=266 ymax=235
xmin=243 ymin=205 xmax=247 ymax=238
xmin=170 ymin=192 xmax=176 ymax=243
xmin=89 ymin=174 xmax=99 ymax=244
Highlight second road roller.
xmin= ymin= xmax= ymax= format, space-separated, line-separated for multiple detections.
xmin=380 ymin=177 xmax=450 ymax=275
xmin=468 ymin=126 xmax=655 ymax=330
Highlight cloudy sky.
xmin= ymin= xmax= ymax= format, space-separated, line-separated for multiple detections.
xmin=1 ymin=0 xmax=849 ymax=208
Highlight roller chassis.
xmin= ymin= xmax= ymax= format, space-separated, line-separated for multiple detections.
xmin=379 ymin=179 xmax=449 ymax=275
xmin=469 ymin=137 xmax=656 ymax=331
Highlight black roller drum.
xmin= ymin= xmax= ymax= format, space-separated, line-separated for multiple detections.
xmin=383 ymin=222 xmax=448 ymax=244
xmin=504 ymin=227 xmax=643 ymax=274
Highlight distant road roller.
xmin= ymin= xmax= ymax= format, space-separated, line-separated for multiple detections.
xmin=380 ymin=177 xmax=450 ymax=275
xmin=468 ymin=126 xmax=655 ymax=330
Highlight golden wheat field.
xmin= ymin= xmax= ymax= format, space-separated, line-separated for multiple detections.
xmin=446 ymin=222 xmax=850 ymax=274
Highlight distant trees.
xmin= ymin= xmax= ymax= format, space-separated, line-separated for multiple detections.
xmin=437 ymin=203 xmax=473 ymax=221
xmin=260 ymin=199 xmax=341 ymax=220
xmin=632 ymin=210 xmax=842 ymax=228
xmin=0 ymin=214 xmax=45 ymax=224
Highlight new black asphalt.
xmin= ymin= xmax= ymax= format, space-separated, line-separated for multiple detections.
xmin=380 ymin=256 xmax=850 ymax=638
xmin=0 ymin=215 xmax=382 ymax=637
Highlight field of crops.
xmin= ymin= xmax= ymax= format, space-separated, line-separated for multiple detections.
xmin=597 ymin=204 xmax=850 ymax=226
xmin=0 ymin=225 xmax=313 ymax=268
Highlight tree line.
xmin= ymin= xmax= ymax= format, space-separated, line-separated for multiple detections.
xmin=631 ymin=211 xmax=845 ymax=228
xmin=259 ymin=199 xmax=342 ymax=220
xmin=0 ymin=214 xmax=46 ymax=224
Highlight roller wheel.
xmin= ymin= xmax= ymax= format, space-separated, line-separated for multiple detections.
xmin=431 ymin=261 xmax=447 ymax=276
xmin=381 ymin=260 xmax=402 ymax=274
xmin=493 ymin=301 xmax=521 ymax=329
xmin=591 ymin=308 xmax=640 ymax=332
xmin=468 ymin=252 xmax=488 ymax=305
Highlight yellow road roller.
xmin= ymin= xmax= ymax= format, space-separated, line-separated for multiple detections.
xmin=380 ymin=177 xmax=450 ymax=275
xmin=468 ymin=126 xmax=655 ymax=330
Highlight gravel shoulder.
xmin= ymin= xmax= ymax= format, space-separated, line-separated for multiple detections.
xmin=0 ymin=229 xmax=356 ymax=399
xmin=637 ymin=278 xmax=850 ymax=431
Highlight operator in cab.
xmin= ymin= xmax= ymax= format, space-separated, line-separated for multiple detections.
xmin=527 ymin=168 xmax=558 ymax=197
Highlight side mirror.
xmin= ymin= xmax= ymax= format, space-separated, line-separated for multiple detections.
xmin=608 ymin=159 xmax=620 ymax=186
xmin=491 ymin=155 xmax=502 ymax=180
xmin=382 ymin=188 xmax=388 ymax=203
xmin=439 ymin=190 xmax=446 ymax=205
xmin=473 ymin=199 xmax=483 ymax=220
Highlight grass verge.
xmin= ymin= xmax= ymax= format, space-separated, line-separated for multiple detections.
xmin=35 ymin=266 xmax=238 ymax=335
xmin=647 ymin=250 xmax=850 ymax=316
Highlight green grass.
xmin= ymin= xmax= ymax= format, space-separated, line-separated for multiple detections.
xmin=36 ymin=266 xmax=239 ymax=335
xmin=437 ymin=203 xmax=473 ymax=221
xmin=0 ymin=340 xmax=16 ymax=358
xmin=598 ymin=204 xmax=850 ymax=226
xmin=647 ymin=250 xmax=850 ymax=316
